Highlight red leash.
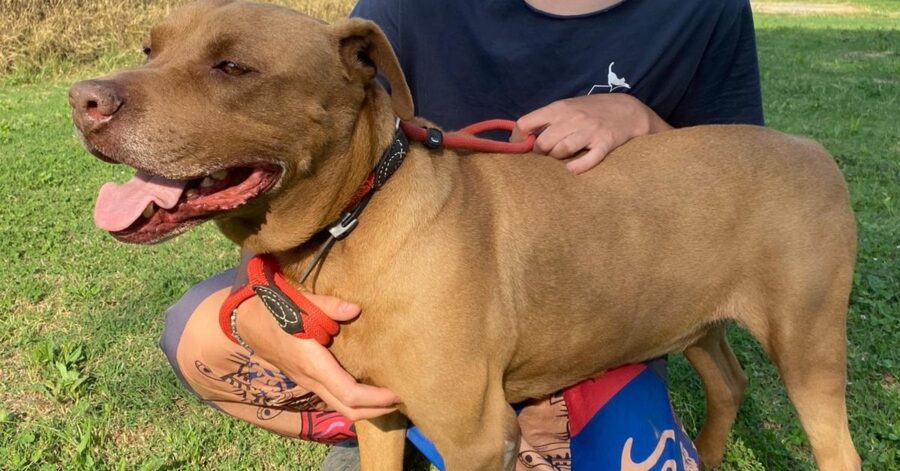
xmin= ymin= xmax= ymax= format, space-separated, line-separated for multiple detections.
xmin=400 ymin=119 xmax=536 ymax=154
xmin=221 ymin=255 xmax=340 ymax=348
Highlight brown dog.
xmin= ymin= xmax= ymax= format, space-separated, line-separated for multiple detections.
xmin=69 ymin=1 xmax=861 ymax=470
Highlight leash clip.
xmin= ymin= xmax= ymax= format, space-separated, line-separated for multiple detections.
xmin=300 ymin=211 xmax=358 ymax=283
xmin=328 ymin=212 xmax=359 ymax=240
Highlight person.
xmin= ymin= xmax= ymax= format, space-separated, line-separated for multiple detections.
xmin=160 ymin=0 xmax=763 ymax=468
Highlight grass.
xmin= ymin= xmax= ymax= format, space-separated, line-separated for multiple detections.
xmin=1 ymin=0 xmax=898 ymax=469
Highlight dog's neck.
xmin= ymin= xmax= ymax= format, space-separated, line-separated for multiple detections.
xmin=271 ymin=87 xmax=451 ymax=290
xmin=288 ymin=154 xmax=453 ymax=300
xmin=328 ymin=91 xmax=400 ymax=220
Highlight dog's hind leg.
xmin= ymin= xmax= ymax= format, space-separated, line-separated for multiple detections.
xmin=684 ymin=323 xmax=748 ymax=469
xmin=357 ymin=412 xmax=408 ymax=471
xmin=740 ymin=264 xmax=861 ymax=470
xmin=765 ymin=299 xmax=860 ymax=470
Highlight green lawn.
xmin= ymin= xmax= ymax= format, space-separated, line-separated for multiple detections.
xmin=1 ymin=3 xmax=898 ymax=470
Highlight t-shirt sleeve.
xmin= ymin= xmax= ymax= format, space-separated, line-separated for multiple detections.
xmin=668 ymin=0 xmax=764 ymax=127
xmin=350 ymin=0 xmax=401 ymax=56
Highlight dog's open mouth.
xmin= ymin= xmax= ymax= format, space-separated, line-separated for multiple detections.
xmin=93 ymin=166 xmax=282 ymax=244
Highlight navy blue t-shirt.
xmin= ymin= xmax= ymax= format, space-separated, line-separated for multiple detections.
xmin=351 ymin=0 xmax=763 ymax=130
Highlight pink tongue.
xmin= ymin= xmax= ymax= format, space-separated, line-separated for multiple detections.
xmin=94 ymin=171 xmax=189 ymax=232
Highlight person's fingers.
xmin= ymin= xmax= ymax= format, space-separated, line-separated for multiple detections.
xmin=514 ymin=102 xmax=560 ymax=139
xmin=296 ymin=342 xmax=401 ymax=407
xmin=285 ymin=344 xmax=399 ymax=419
xmin=270 ymin=367 xmax=394 ymax=420
xmin=509 ymin=125 xmax=526 ymax=143
xmin=565 ymin=143 xmax=612 ymax=175
xmin=532 ymin=122 xmax=577 ymax=156
xmin=548 ymin=131 xmax=590 ymax=160
xmin=310 ymin=384 xmax=398 ymax=421
xmin=303 ymin=292 xmax=361 ymax=322
xmin=271 ymin=371 xmax=392 ymax=420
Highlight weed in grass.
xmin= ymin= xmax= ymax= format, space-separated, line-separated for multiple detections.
xmin=29 ymin=340 xmax=91 ymax=402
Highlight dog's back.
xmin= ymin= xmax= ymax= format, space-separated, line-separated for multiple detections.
xmin=442 ymin=124 xmax=855 ymax=399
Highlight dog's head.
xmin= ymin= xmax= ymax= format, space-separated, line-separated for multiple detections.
xmin=70 ymin=0 xmax=412 ymax=250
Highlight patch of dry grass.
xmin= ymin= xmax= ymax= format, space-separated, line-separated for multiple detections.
xmin=0 ymin=0 xmax=354 ymax=77
xmin=752 ymin=2 xmax=868 ymax=15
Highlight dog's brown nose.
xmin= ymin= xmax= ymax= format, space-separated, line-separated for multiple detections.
xmin=69 ymin=79 xmax=125 ymax=134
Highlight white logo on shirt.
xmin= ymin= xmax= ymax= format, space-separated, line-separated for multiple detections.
xmin=588 ymin=62 xmax=632 ymax=94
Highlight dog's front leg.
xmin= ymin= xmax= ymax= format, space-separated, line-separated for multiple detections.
xmin=412 ymin=382 xmax=521 ymax=471
xmin=357 ymin=411 xmax=408 ymax=471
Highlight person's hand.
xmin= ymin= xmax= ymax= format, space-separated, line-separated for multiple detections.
xmin=234 ymin=294 xmax=400 ymax=421
xmin=511 ymin=93 xmax=672 ymax=175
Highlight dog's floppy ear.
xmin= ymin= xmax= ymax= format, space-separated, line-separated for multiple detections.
xmin=332 ymin=18 xmax=414 ymax=121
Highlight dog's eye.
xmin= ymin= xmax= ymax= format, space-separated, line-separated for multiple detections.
xmin=142 ymin=46 xmax=152 ymax=56
xmin=215 ymin=61 xmax=250 ymax=77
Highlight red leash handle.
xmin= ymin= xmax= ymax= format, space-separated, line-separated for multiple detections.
xmin=401 ymin=119 xmax=536 ymax=154
xmin=220 ymin=255 xmax=340 ymax=347
xmin=456 ymin=119 xmax=520 ymax=136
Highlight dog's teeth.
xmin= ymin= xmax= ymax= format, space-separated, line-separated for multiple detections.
xmin=185 ymin=189 xmax=199 ymax=198
xmin=142 ymin=202 xmax=155 ymax=218
xmin=211 ymin=170 xmax=228 ymax=180
xmin=200 ymin=177 xmax=215 ymax=188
